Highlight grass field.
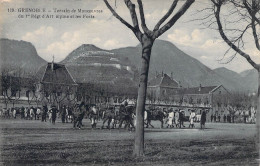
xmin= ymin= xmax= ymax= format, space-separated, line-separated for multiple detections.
xmin=0 ymin=118 xmax=258 ymax=166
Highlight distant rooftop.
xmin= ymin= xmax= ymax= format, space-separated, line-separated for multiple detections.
xmin=36 ymin=62 xmax=77 ymax=85
xmin=148 ymin=73 xmax=179 ymax=88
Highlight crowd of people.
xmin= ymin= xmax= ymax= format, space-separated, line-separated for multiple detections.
xmin=163 ymin=109 xmax=207 ymax=130
xmin=0 ymin=103 xmax=256 ymax=130
xmin=0 ymin=105 xmax=73 ymax=124
xmin=210 ymin=107 xmax=256 ymax=124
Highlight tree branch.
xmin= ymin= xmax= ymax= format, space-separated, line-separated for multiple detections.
xmin=153 ymin=0 xmax=195 ymax=39
xmin=213 ymin=0 xmax=259 ymax=70
xmin=243 ymin=0 xmax=260 ymax=25
xmin=137 ymin=0 xmax=152 ymax=35
xmin=104 ymin=0 xmax=134 ymax=31
xmin=104 ymin=0 xmax=142 ymax=41
xmin=153 ymin=0 xmax=179 ymax=32
xmin=251 ymin=19 xmax=260 ymax=51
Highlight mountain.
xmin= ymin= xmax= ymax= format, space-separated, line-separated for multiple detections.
xmin=61 ymin=44 xmax=138 ymax=84
xmin=112 ymin=40 xmax=249 ymax=92
xmin=213 ymin=67 xmax=251 ymax=91
xmin=1 ymin=38 xmax=256 ymax=92
xmin=0 ymin=38 xmax=46 ymax=75
xmin=239 ymin=68 xmax=257 ymax=92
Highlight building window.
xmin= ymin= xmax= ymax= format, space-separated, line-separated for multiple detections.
xmin=219 ymin=91 xmax=221 ymax=94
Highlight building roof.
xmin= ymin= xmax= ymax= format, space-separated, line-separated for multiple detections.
xmin=176 ymin=85 xmax=219 ymax=95
xmin=148 ymin=74 xmax=179 ymax=88
xmin=36 ymin=63 xmax=77 ymax=85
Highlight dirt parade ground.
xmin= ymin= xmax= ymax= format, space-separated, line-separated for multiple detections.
xmin=0 ymin=118 xmax=258 ymax=166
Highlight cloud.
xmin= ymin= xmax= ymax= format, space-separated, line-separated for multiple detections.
xmin=0 ymin=0 xmax=12 ymax=3
xmin=104 ymin=39 xmax=121 ymax=48
xmin=40 ymin=30 xmax=88 ymax=61
xmin=167 ymin=29 xmax=208 ymax=47
xmin=200 ymin=56 xmax=208 ymax=59
xmin=22 ymin=26 xmax=55 ymax=43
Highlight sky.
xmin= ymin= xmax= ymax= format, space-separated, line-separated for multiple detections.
xmin=0 ymin=0 xmax=259 ymax=73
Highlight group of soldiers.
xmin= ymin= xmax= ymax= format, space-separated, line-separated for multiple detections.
xmin=4 ymin=103 xmax=255 ymax=130
xmin=164 ymin=108 xmax=207 ymax=129
xmin=0 ymin=105 xmax=72 ymax=124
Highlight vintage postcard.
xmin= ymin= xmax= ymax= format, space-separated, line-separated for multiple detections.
xmin=0 ymin=0 xmax=259 ymax=165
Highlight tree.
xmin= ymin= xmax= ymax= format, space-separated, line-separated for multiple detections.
xmin=205 ymin=0 xmax=259 ymax=158
xmin=1 ymin=68 xmax=22 ymax=108
xmin=104 ymin=0 xmax=195 ymax=156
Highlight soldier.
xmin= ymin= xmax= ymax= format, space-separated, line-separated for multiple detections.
xmin=51 ymin=105 xmax=57 ymax=124
xmin=36 ymin=107 xmax=41 ymax=120
xmin=29 ymin=107 xmax=34 ymax=120
xmin=174 ymin=109 xmax=179 ymax=128
xmin=21 ymin=106 xmax=25 ymax=119
xmin=189 ymin=110 xmax=196 ymax=128
xmin=90 ymin=105 xmax=98 ymax=128
xmin=213 ymin=114 xmax=216 ymax=122
xmin=42 ymin=105 xmax=48 ymax=122
xmin=200 ymin=110 xmax=207 ymax=129
xmin=179 ymin=110 xmax=186 ymax=128
xmin=12 ymin=108 xmax=16 ymax=119
xmin=33 ymin=107 xmax=37 ymax=120
xmin=167 ymin=109 xmax=174 ymax=128
xmin=60 ymin=105 xmax=66 ymax=123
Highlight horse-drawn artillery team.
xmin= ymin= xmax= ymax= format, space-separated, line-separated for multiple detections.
xmin=0 ymin=100 xmax=210 ymax=130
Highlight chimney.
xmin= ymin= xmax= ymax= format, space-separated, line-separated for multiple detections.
xmin=51 ymin=55 xmax=54 ymax=71
xmin=171 ymin=72 xmax=173 ymax=79
xmin=199 ymin=84 xmax=202 ymax=91
xmin=179 ymin=81 xmax=182 ymax=88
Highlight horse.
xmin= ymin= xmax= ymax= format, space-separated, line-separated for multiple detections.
xmin=178 ymin=110 xmax=189 ymax=128
xmin=101 ymin=107 xmax=117 ymax=129
xmin=72 ymin=102 xmax=86 ymax=129
xmin=118 ymin=105 xmax=135 ymax=130
xmin=145 ymin=108 xmax=167 ymax=128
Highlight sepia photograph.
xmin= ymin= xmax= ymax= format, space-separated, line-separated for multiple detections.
xmin=0 ymin=0 xmax=259 ymax=165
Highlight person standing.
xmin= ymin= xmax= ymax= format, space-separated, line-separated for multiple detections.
xmin=65 ymin=106 xmax=69 ymax=123
xmin=179 ymin=110 xmax=186 ymax=128
xmin=218 ymin=114 xmax=221 ymax=122
xmin=33 ymin=107 xmax=36 ymax=120
xmin=189 ymin=110 xmax=196 ymax=128
xmin=90 ymin=105 xmax=98 ymax=128
xmin=167 ymin=109 xmax=174 ymax=128
xmin=30 ymin=107 xmax=34 ymax=120
xmin=174 ymin=110 xmax=179 ymax=128
xmin=51 ymin=105 xmax=57 ymax=124
xmin=42 ymin=105 xmax=48 ymax=122
xmin=48 ymin=108 xmax=52 ymax=123
xmin=214 ymin=114 xmax=216 ymax=122
xmin=211 ymin=114 xmax=213 ymax=122
xmin=7 ymin=108 xmax=10 ymax=119
xmin=21 ymin=106 xmax=25 ymax=119
xmin=200 ymin=110 xmax=207 ymax=129
xmin=36 ymin=107 xmax=41 ymax=120
xmin=61 ymin=105 xmax=66 ymax=123
xmin=24 ymin=107 xmax=28 ymax=120
xmin=12 ymin=108 xmax=16 ymax=119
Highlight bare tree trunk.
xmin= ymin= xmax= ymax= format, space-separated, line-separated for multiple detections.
xmin=257 ymin=71 xmax=260 ymax=160
xmin=134 ymin=36 xmax=153 ymax=157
